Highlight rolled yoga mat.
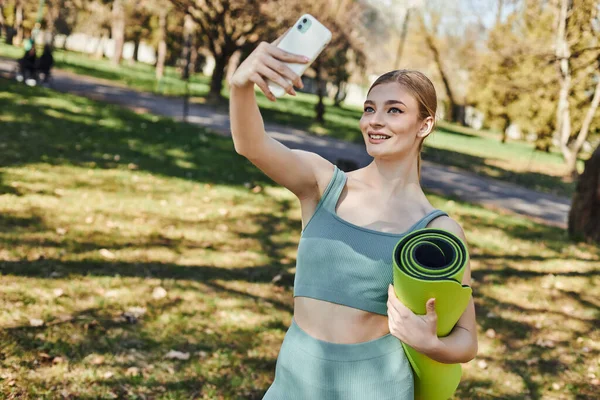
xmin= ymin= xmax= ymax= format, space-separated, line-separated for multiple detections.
xmin=391 ymin=228 xmax=472 ymax=400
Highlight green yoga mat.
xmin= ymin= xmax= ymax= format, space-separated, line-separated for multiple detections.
xmin=391 ymin=228 xmax=472 ymax=400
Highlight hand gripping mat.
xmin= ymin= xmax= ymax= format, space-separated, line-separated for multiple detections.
xmin=392 ymin=228 xmax=472 ymax=400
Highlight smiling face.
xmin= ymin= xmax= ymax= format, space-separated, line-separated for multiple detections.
xmin=359 ymin=82 xmax=433 ymax=160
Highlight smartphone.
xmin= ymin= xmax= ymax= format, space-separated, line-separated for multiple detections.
xmin=267 ymin=14 xmax=332 ymax=98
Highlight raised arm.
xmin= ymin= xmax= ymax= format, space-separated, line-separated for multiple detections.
xmin=229 ymin=37 xmax=332 ymax=200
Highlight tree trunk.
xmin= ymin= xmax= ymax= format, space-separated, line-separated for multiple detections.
xmin=44 ymin=1 xmax=62 ymax=47
xmin=394 ymin=9 xmax=410 ymax=69
xmin=314 ymin=61 xmax=325 ymax=124
xmin=568 ymin=143 xmax=600 ymax=244
xmin=422 ymin=19 xmax=464 ymax=125
xmin=0 ymin=4 xmax=5 ymax=39
xmin=555 ymin=0 xmax=573 ymax=166
xmin=111 ymin=0 xmax=125 ymax=66
xmin=208 ymin=53 xmax=228 ymax=101
xmin=500 ymin=115 xmax=510 ymax=144
xmin=14 ymin=0 xmax=23 ymax=45
xmin=565 ymin=73 xmax=600 ymax=178
xmin=155 ymin=8 xmax=167 ymax=80
xmin=94 ymin=30 xmax=108 ymax=59
xmin=334 ymin=79 xmax=346 ymax=107
xmin=133 ymin=39 xmax=140 ymax=62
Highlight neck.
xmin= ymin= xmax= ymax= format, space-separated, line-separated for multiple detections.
xmin=362 ymin=154 xmax=421 ymax=199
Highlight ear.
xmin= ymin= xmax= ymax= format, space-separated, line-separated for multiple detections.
xmin=417 ymin=116 xmax=434 ymax=139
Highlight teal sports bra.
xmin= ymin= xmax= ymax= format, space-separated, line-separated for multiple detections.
xmin=294 ymin=165 xmax=448 ymax=315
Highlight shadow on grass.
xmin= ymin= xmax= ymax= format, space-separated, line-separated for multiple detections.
xmin=0 ymin=78 xmax=271 ymax=189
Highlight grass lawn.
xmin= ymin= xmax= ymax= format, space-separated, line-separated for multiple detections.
xmin=1 ymin=78 xmax=599 ymax=399
xmin=0 ymin=42 xmax=588 ymax=198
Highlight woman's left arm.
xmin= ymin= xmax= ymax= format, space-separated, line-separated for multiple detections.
xmin=386 ymin=217 xmax=478 ymax=364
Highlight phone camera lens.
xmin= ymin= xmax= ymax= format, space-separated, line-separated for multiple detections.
xmin=297 ymin=24 xmax=302 ymax=30
xmin=302 ymin=18 xmax=308 ymax=23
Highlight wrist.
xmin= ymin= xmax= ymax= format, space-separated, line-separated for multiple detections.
xmin=419 ymin=335 xmax=443 ymax=357
xmin=229 ymin=78 xmax=254 ymax=92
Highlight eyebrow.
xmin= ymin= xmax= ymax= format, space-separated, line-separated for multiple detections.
xmin=364 ymin=100 xmax=407 ymax=107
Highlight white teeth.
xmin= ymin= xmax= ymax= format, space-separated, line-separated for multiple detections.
xmin=369 ymin=134 xmax=389 ymax=139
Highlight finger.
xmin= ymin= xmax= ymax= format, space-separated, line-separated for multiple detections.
xmin=263 ymin=55 xmax=303 ymax=88
xmin=250 ymin=72 xmax=276 ymax=101
xmin=388 ymin=291 xmax=411 ymax=318
xmin=426 ymin=298 xmax=437 ymax=316
xmin=257 ymin=64 xmax=296 ymax=96
xmin=267 ymin=45 xmax=310 ymax=65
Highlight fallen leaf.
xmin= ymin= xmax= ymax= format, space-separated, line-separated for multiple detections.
xmin=552 ymin=382 xmax=562 ymax=390
xmin=218 ymin=208 xmax=229 ymax=216
xmin=536 ymin=338 xmax=555 ymax=348
xmin=164 ymin=350 xmax=190 ymax=360
xmin=152 ymin=287 xmax=167 ymax=300
xmin=91 ymin=355 xmax=105 ymax=365
xmin=252 ymin=185 xmax=263 ymax=193
xmin=52 ymin=356 xmax=65 ymax=364
xmin=99 ymin=249 xmax=115 ymax=259
xmin=53 ymin=288 xmax=64 ymax=298
xmin=103 ymin=371 xmax=114 ymax=379
xmin=104 ymin=289 xmax=119 ymax=298
xmin=126 ymin=367 xmax=140 ymax=377
xmin=477 ymin=360 xmax=488 ymax=369
xmin=485 ymin=329 xmax=496 ymax=339
xmin=29 ymin=318 xmax=44 ymax=327
xmin=85 ymin=216 xmax=94 ymax=224
xmin=56 ymin=227 xmax=67 ymax=235
xmin=272 ymin=274 xmax=282 ymax=283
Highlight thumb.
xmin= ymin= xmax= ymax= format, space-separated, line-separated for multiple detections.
xmin=426 ymin=298 xmax=436 ymax=316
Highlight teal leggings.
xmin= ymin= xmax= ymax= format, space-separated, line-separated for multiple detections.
xmin=262 ymin=318 xmax=414 ymax=399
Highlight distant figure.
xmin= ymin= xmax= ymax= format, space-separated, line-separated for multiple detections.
xmin=36 ymin=44 xmax=54 ymax=83
xmin=17 ymin=39 xmax=37 ymax=84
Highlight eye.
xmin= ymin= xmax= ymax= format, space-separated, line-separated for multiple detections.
xmin=388 ymin=107 xmax=403 ymax=114
xmin=363 ymin=106 xmax=374 ymax=113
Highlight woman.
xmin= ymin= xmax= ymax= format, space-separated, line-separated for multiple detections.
xmin=229 ymin=35 xmax=478 ymax=399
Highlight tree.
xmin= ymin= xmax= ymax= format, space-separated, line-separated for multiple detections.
xmin=170 ymin=0 xmax=277 ymax=102
xmin=568 ymin=142 xmax=600 ymax=244
xmin=553 ymin=0 xmax=600 ymax=177
xmin=468 ymin=6 xmax=557 ymax=146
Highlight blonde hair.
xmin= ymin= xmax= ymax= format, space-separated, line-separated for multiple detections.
xmin=367 ymin=70 xmax=437 ymax=180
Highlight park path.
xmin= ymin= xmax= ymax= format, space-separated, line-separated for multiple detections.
xmin=0 ymin=57 xmax=571 ymax=228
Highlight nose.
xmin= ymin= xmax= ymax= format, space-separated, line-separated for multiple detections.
xmin=369 ymin=110 xmax=385 ymax=128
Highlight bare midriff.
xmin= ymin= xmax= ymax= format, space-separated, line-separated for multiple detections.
xmin=293 ymin=297 xmax=390 ymax=344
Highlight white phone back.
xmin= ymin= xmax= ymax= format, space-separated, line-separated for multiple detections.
xmin=267 ymin=14 xmax=332 ymax=97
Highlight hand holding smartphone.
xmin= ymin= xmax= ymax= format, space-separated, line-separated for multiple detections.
xmin=267 ymin=14 xmax=332 ymax=98
xmin=229 ymin=14 xmax=332 ymax=101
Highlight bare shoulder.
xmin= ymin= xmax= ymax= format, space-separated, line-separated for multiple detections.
xmin=290 ymin=149 xmax=335 ymax=200
xmin=427 ymin=215 xmax=468 ymax=243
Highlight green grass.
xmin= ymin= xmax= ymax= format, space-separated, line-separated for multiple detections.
xmin=0 ymin=41 xmax=589 ymax=198
xmin=1 ymin=78 xmax=599 ymax=399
